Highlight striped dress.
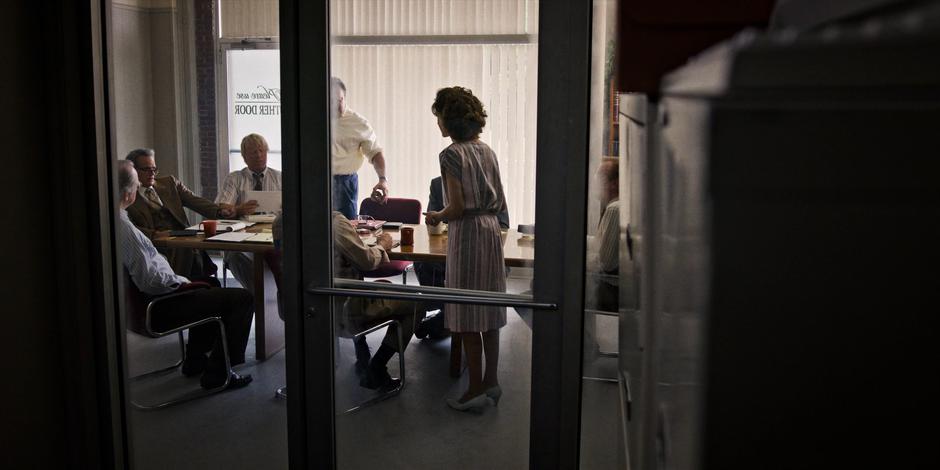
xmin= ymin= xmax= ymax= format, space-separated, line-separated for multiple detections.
xmin=439 ymin=140 xmax=508 ymax=332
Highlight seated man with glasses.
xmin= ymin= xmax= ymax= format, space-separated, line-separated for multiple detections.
xmin=125 ymin=148 xmax=236 ymax=278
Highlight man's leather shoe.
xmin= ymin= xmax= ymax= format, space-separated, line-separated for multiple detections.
xmin=181 ymin=354 xmax=207 ymax=377
xmin=200 ymin=369 xmax=253 ymax=390
xmin=359 ymin=366 xmax=398 ymax=392
xmin=414 ymin=320 xmax=429 ymax=339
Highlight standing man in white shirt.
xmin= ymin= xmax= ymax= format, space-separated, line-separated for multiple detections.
xmin=116 ymin=160 xmax=254 ymax=390
xmin=331 ymin=77 xmax=389 ymax=220
xmin=216 ymin=133 xmax=283 ymax=290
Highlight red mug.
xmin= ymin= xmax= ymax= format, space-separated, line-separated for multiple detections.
xmin=201 ymin=220 xmax=218 ymax=237
xmin=400 ymin=227 xmax=414 ymax=246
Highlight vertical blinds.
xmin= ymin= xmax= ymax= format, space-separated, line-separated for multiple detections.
xmin=332 ymin=43 xmax=539 ymax=225
xmin=331 ymin=0 xmax=538 ymax=36
xmin=219 ymin=0 xmax=279 ymax=38
xmin=219 ymin=0 xmax=540 ymax=224
xmin=220 ymin=0 xmax=538 ymax=39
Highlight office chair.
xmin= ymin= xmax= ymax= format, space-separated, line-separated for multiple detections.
xmin=358 ymin=198 xmax=422 ymax=283
xmin=341 ymin=297 xmax=411 ymax=414
xmin=124 ymin=272 xmax=232 ymax=410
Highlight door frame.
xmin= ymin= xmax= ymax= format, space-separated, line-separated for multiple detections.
xmin=279 ymin=0 xmax=593 ymax=468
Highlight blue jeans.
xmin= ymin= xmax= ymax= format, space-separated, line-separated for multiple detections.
xmin=332 ymin=174 xmax=358 ymax=220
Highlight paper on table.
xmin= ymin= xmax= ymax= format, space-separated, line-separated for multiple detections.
xmin=206 ymin=232 xmax=254 ymax=242
xmin=186 ymin=220 xmax=254 ymax=232
xmin=244 ymin=233 xmax=274 ymax=243
xmin=246 ymin=214 xmax=277 ymax=223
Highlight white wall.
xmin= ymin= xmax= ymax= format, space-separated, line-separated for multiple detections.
xmin=111 ymin=0 xmax=182 ymax=181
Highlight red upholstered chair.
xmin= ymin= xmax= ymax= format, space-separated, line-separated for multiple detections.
xmin=360 ymin=198 xmax=422 ymax=224
xmin=358 ymin=198 xmax=422 ymax=283
xmin=124 ymin=271 xmax=231 ymax=410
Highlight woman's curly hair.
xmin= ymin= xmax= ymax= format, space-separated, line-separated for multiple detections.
xmin=431 ymin=86 xmax=487 ymax=141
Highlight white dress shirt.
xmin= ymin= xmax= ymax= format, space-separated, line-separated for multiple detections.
xmin=332 ymin=109 xmax=383 ymax=175
xmin=118 ymin=209 xmax=189 ymax=295
xmin=216 ymin=166 xmax=283 ymax=206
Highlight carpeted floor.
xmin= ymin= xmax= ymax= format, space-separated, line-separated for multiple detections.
xmin=126 ymin=264 xmax=620 ymax=469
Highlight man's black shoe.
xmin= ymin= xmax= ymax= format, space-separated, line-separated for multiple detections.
xmin=181 ymin=353 xmax=207 ymax=377
xmin=359 ymin=366 xmax=398 ymax=392
xmin=414 ymin=320 xmax=429 ymax=339
xmin=200 ymin=370 xmax=253 ymax=390
xmin=429 ymin=329 xmax=451 ymax=341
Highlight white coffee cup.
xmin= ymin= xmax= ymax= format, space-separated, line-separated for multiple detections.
xmin=428 ymin=222 xmax=446 ymax=235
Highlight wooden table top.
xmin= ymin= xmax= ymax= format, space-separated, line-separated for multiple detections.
xmin=152 ymin=223 xmax=275 ymax=253
xmin=379 ymin=224 xmax=535 ymax=267
xmin=152 ymin=222 xmax=536 ymax=267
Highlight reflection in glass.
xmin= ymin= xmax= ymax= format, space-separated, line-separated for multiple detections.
xmin=580 ymin=0 xmax=623 ymax=468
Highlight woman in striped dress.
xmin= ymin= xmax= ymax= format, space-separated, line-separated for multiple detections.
xmin=425 ymin=86 xmax=508 ymax=412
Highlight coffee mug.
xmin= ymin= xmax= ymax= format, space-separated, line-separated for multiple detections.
xmin=400 ymin=227 xmax=414 ymax=246
xmin=201 ymin=219 xmax=218 ymax=237
xmin=427 ymin=222 xmax=446 ymax=235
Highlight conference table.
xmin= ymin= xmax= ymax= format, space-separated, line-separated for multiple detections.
xmin=152 ymin=222 xmax=536 ymax=367
xmin=381 ymin=224 xmax=535 ymax=267
xmin=152 ymin=223 xmax=282 ymax=361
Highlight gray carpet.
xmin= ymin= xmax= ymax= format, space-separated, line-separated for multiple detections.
xmin=126 ymin=267 xmax=621 ymax=469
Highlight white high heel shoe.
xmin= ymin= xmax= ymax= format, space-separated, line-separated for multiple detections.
xmin=446 ymin=393 xmax=495 ymax=413
xmin=484 ymin=385 xmax=502 ymax=406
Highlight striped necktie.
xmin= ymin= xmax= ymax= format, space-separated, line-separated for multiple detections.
xmin=252 ymin=172 xmax=264 ymax=191
xmin=144 ymin=187 xmax=162 ymax=207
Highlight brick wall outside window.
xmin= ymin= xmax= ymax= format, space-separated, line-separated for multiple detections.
xmin=194 ymin=0 xmax=218 ymax=200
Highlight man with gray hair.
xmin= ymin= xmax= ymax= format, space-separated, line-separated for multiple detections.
xmin=116 ymin=160 xmax=254 ymax=390
xmin=125 ymin=148 xmax=233 ymax=278
xmin=216 ymin=133 xmax=283 ymax=291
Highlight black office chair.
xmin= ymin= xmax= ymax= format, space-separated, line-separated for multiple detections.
xmin=341 ymin=313 xmax=408 ymax=414
xmin=124 ymin=272 xmax=231 ymax=410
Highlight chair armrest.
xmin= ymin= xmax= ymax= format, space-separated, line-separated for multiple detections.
xmin=143 ymin=282 xmax=212 ymax=336
xmin=176 ymin=281 xmax=212 ymax=292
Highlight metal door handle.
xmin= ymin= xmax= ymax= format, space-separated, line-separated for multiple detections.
xmin=307 ymin=286 xmax=557 ymax=310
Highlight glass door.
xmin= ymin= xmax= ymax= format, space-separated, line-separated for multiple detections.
xmin=279 ymin=1 xmax=593 ymax=468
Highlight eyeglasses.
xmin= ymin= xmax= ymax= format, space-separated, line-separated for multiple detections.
xmin=136 ymin=166 xmax=159 ymax=175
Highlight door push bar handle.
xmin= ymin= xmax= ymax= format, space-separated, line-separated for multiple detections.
xmin=331 ymin=278 xmax=535 ymax=301
xmin=307 ymin=287 xmax=558 ymax=310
